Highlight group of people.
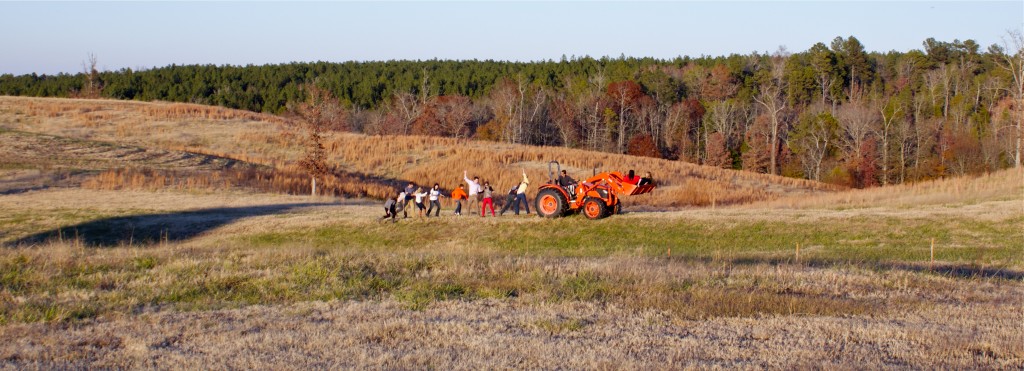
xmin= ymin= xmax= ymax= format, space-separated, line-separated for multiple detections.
xmin=380 ymin=168 xmax=652 ymax=222
xmin=381 ymin=169 xmax=534 ymax=222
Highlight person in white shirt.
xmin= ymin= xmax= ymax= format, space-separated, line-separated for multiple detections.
xmin=413 ymin=187 xmax=428 ymax=217
xmin=392 ymin=191 xmax=407 ymax=221
xmin=464 ymin=170 xmax=482 ymax=214
xmin=426 ymin=183 xmax=445 ymax=217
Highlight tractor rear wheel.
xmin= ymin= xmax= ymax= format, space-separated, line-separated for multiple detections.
xmin=582 ymin=197 xmax=609 ymax=220
xmin=536 ymin=188 xmax=567 ymax=218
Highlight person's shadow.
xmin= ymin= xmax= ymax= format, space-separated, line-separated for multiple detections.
xmin=6 ymin=203 xmax=334 ymax=248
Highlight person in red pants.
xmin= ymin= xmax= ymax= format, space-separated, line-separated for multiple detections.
xmin=480 ymin=181 xmax=495 ymax=217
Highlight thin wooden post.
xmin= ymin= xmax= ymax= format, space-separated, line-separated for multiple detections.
xmin=796 ymin=243 xmax=800 ymax=264
xmin=930 ymin=238 xmax=935 ymax=271
xmin=667 ymin=248 xmax=671 ymax=257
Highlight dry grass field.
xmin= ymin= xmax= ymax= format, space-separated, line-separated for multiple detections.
xmin=0 ymin=96 xmax=1022 ymax=368
xmin=0 ymin=96 xmax=839 ymax=207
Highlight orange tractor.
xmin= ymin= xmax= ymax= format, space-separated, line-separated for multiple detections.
xmin=535 ymin=161 xmax=656 ymax=219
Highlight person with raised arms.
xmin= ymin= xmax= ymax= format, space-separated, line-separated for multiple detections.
xmin=513 ymin=168 xmax=531 ymax=215
xmin=464 ymin=170 xmax=482 ymax=216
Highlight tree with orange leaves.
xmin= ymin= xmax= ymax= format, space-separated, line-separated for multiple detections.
xmin=291 ymin=85 xmax=336 ymax=196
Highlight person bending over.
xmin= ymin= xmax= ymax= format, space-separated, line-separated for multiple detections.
xmin=382 ymin=195 xmax=398 ymax=223
xmin=498 ymin=184 xmax=517 ymax=216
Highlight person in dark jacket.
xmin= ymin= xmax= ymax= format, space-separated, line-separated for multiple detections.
xmin=558 ymin=169 xmax=576 ymax=196
xmin=382 ymin=192 xmax=399 ymax=223
xmin=638 ymin=171 xmax=654 ymax=186
xmin=498 ymin=185 xmax=517 ymax=216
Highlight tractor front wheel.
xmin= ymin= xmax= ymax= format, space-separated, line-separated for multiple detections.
xmin=583 ymin=197 xmax=609 ymax=220
xmin=536 ymin=188 xmax=568 ymax=218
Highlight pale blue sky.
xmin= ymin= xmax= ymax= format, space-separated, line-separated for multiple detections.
xmin=1 ymin=1 xmax=1021 ymax=75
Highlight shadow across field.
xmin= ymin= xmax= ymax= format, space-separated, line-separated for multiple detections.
xmin=887 ymin=262 xmax=1024 ymax=281
xmin=6 ymin=203 xmax=334 ymax=248
xmin=682 ymin=256 xmax=1024 ymax=281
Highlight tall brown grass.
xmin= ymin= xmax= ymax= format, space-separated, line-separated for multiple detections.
xmin=141 ymin=103 xmax=290 ymax=124
xmin=755 ymin=167 xmax=1024 ymax=209
xmin=4 ymin=97 xmax=288 ymax=125
xmin=3 ymin=96 xmax=841 ymax=207
xmin=319 ymin=133 xmax=842 ymax=207
xmin=82 ymin=165 xmax=399 ymax=199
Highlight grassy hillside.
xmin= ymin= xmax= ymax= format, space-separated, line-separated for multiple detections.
xmin=0 ymin=96 xmax=839 ymax=207
xmin=0 ymin=96 xmax=1021 ymax=368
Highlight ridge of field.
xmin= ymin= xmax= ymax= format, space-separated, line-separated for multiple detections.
xmin=0 ymin=127 xmax=403 ymax=198
xmin=0 ymin=128 xmax=265 ymax=194
xmin=0 ymin=96 xmax=840 ymax=207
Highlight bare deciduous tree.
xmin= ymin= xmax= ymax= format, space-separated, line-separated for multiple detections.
xmin=993 ymin=30 xmax=1024 ymax=167
xmin=836 ymin=91 xmax=879 ymax=162
xmin=607 ymin=81 xmax=644 ymax=153
xmin=754 ymin=47 xmax=790 ymax=175
xmin=875 ymin=96 xmax=903 ymax=185
xmin=391 ymin=92 xmax=421 ymax=136
xmin=79 ymin=53 xmax=103 ymax=99
xmin=486 ymin=76 xmax=548 ymax=145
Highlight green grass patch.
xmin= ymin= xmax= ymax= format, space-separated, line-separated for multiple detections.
xmin=533 ymin=317 xmax=590 ymax=334
xmin=1 ymin=210 xmax=1019 ymax=325
xmin=395 ymin=281 xmax=469 ymax=311
xmin=240 ymin=214 xmax=1024 ymax=265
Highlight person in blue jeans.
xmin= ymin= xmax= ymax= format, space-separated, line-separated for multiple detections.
xmin=513 ymin=169 xmax=530 ymax=215
xmin=426 ymin=183 xmax=444 ymax=217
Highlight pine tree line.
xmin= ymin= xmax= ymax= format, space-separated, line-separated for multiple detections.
xmin=1 ymin=35 xmax=1021 ymax=187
